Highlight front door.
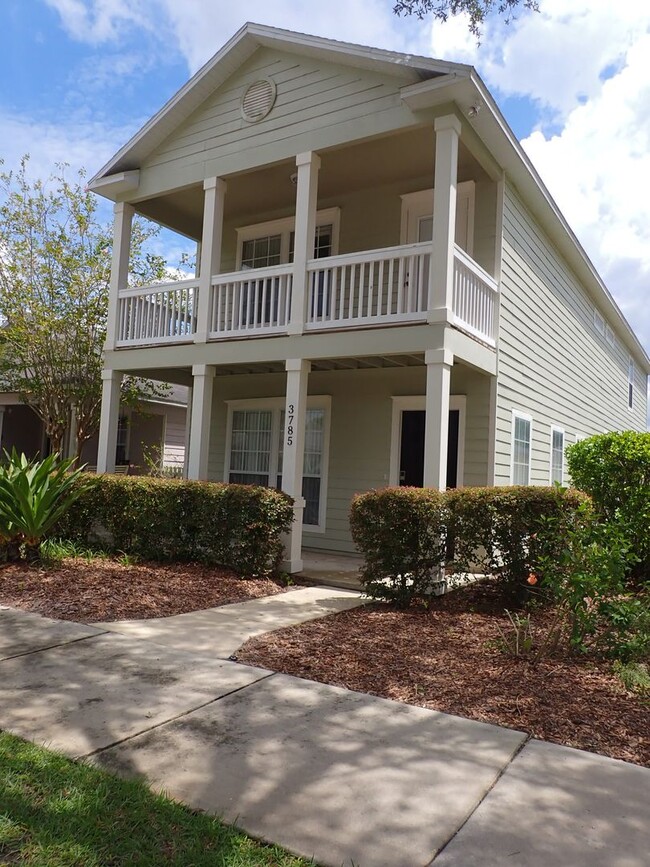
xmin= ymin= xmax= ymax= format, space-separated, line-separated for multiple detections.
xmin=399 ymin=408 xmax=461 ymax=489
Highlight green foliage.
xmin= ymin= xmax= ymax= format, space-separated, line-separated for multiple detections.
xmin=612 ymin=661 xmax=650 ymax=697
xmin=0 ymin=450 xmax=95 ymax=561
xmin=0 ymin=157 xmax=170 ymax=457
xmin=350 ymin=485 xmax=587 ymax=605
xmin=0 ymin=731 xmax=311 ymax=867
xmin=56 ymin=474 xmax=294 ymax=576
xmin=39 ymin=537 xmax=108 ymax=565
xmin=350 ymin=487 xmax=448 ymax=606
xmin=494 ymin=610 xmax=534 ymax=657
xmin=446 ymin=485 xmax=589 ymax=597
xmin=567 ymin=431 xmax=650 ymax=581
xmin=393 ymin=0 xmax=538 ymax=38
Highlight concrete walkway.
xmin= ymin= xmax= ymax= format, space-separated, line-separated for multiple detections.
xmin=96 ymin=585 xmax=368 ymax=658
xmin=1 ymin=604 xmax=648 ymax=867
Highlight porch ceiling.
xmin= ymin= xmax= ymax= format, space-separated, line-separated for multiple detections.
xmin=134 ymin=128 xmax=486 ymax=241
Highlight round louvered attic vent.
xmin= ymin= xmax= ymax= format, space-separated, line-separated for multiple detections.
xmin=241 ymin=78 xmax=277 ymax=122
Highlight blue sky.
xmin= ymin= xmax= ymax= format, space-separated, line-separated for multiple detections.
xmin=1 ymin=1 xmax=649 ymax=363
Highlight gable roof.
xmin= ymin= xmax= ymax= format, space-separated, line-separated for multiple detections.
xmin=89 ymin=23 xmax=649 ymax=373
xmin=89 ymin=22 xmax=468 ymax=186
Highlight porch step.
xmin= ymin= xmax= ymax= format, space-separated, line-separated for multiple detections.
xmin=298 ymin=551 xmax=363 ymax=591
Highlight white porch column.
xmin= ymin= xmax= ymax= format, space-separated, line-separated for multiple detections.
xmin=281 ymin=358 xmax=310 ymax=573
xmin=428 ymin=115 xmax=461 ymax=321
xmin=106 ymin=203 xmax=134 ymax=349
xmin=423 ymin=348 xmax=453 ymax=490
xmin=288 ymin=152 xmax=321 ymax=335
xmin=96 ymin=370 xmax=123 ymax=474
xmin=182 ymin=385 xmax=193 ymax=480
xmin=195 ymin=177 xmax=227 ymax=343
xmin=186 ymin=364 xmax=214 ymax=480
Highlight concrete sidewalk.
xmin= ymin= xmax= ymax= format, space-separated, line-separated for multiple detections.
xmin=96 ymin=585 xmax=368 ymax=658
xmin=1 ymin=604 xmax=648 ymax=867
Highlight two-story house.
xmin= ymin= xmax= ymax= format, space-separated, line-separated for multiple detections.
xmin=89 ymin=23 xmax=649 ymax=572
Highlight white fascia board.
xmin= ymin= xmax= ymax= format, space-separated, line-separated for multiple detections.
xmin=89 ymin=170 xmax=140 ymax=199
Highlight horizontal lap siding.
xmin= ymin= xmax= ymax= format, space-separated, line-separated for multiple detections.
xmin=495 ymin=184 xmax=647 ymax=485
xmin=142 ymin=49 xmax=411 ymax=179
xmin=162 ymin=406 xmax=187 ymax=468
xmin=208 ymin=365 xmax=491 ymax=554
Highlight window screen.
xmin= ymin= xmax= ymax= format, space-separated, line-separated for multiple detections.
xmin=512 ymin=414 xmax=532 ymax=485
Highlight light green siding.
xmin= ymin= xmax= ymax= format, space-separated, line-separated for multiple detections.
xmin=495 ymin=183 xmax=648 ymax=486
xmin=139 ymin=48 xmax=420 ymax=195
xmin=207 ymin=364 xmax=490 ymax=553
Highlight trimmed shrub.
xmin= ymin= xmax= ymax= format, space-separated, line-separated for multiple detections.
xmin=446 ymin=485 xmax=591 ymax=594
xmin=567 ymin=431 xmax=650 ymax=581
xmin=350 ymin=487 xmax=448 ymax=607
xmin=55 ymin=475 xmax=293 ymax=576
xmin=351 ymin=485 xmax=590 ymax=604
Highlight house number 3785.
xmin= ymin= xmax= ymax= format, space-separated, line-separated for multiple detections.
xmin=286 ymin=404 xmax=294 ymax=446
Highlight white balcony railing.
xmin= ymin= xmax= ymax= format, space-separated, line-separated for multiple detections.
xmin=209 ymin=264 xmax=293 ymax=338
xmin=452 ymin=245 xmax=498 ymax=345
xmin=114 ymin=244 xmax=498 ymax=348
xmin=116 ymin=279 xmax=198 ymax=347
xmin=305 ymin=242 xmax=430 ymax=330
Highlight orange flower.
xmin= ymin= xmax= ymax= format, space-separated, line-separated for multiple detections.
xmin=527 ymin=574 xmax=538 ymax=585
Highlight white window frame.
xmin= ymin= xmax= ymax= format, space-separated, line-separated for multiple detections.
xmin=510 ymin=410 xmax=533 ymax=486
xmin=235 ymin=208 xmax=341 ymax=269
xmin=399 ymin=182 xmax=475 ymax=254
xmin=628 ymin=356 xmax=634 ymax=410
xmin=388 ymin=395 xmax=466 ymax=488
xmin=224 ymin=396 xmax=331 ymax=533
xmin=549 ymin=425 xmax=565 ymax=486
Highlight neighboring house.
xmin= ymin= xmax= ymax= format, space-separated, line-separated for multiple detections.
xmin=89 ymin=23 xmax=650 ymax=572
xmin=0 ymin=388 xmax=187 ymax=474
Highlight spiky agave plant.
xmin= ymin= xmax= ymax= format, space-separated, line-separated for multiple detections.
xmin=0 ymin=450 xmax=95 ymax=561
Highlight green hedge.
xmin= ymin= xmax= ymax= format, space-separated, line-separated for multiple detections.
xmin=55 ymin=475 xmax=294 ymax=576
xmin=350 ymin=485 xmax=590 ymax=605
xmin=567 ymin=431 xmax=650 ymax=581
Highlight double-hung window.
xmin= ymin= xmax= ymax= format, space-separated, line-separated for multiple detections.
xmin=236 ymin=210 xmax=340 ymax=326
xmin=511 ymin=411 xmax=532 ymax=485
xmin=226 ymin=398 xmax=330 ymax=530
xmin=550 ymin=426 xmax=565 ymax=485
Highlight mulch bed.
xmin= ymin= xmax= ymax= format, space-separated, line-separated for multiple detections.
xmin=0 ymin=558 xmax=287 ymax=623
xmin=238 ymin=582 xmax=650 ymax=767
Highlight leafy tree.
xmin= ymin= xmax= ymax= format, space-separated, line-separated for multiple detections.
xmin=393 ymin=0 xmax=539 ymax=38
xmin=0 ymin=157 xmax=168 ymax=459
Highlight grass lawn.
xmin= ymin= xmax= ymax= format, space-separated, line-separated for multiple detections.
xmin=0 ymin=732 xmax=311 ymax=867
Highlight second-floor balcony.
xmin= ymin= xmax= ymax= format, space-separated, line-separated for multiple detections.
xmin=114 ymin=241 xmax=498 ymax=349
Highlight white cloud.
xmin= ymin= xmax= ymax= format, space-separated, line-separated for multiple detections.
xmin=44 ymin=0 xmax=151 ymax=43
xmin=427 ymin=1 xmax=650 ymax=355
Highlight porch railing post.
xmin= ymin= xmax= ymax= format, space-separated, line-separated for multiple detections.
xmin=423 ymin=348 xmax=453 ymax=490
xmin=429 ymin=114 xmax=461 ymax=323
xmin=195 ymin=177 xmax=227 ymax=343
xmin=186 ymin=364 xmax=215 ymax=480
xmin=96 ymin=370 xmax=123 ymax=474
xmin=281 ymin=358 xmax=310 ymax=572
xmin=289 ymin=151 xmax=321 ymax=335
xmin=106 ymin=203 xmax=134 ymax=349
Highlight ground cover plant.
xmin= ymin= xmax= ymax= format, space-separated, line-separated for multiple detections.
xmin=0 ymin=731 xmax=310 ymax=867
xmin=0 ymin=451 xmax=94 ymax=562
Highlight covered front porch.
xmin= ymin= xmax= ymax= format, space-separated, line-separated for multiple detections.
xmin=98 ymin=343 xmax=495 ymax=573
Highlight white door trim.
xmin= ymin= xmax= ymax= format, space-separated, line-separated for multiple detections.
xmin=400 ymin=182 xmax=475 ymax=255
xmin=389 ymin=395 xmax=466 ymax=488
